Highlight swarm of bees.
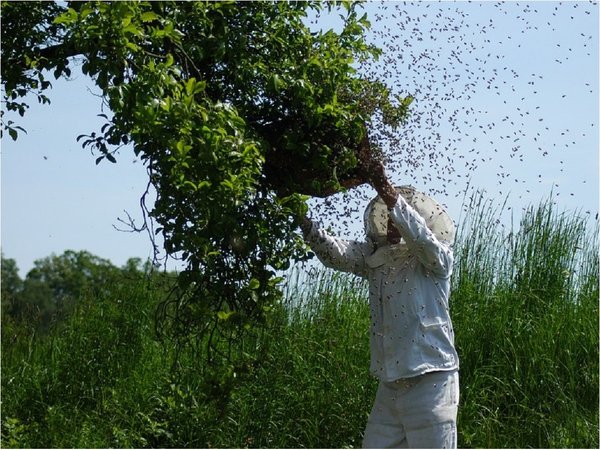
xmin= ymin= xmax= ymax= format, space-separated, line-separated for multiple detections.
xmin=309 ymin=1 xmax=597 ymax=237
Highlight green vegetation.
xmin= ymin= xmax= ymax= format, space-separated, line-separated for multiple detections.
xmin=453 ymin=194 xmax=598 ymax=448
xmin=2 ymin=195 xmax=598 ymax=448
xmin=2 ymin=1 xmax=411 ymax=348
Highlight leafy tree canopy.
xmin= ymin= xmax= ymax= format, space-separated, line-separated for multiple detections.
xmin=1 ymin=254 xmax=23 ymax=317
xmin=1 ymin=250 xmax=170 ymax=332
xmin=1 ymin=1 xmax=409 ymax=358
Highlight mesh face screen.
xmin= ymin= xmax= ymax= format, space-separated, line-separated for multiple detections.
xmin=364 ymin=186 xmax=455 ymax=245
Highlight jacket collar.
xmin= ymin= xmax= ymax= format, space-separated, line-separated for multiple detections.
xmin=366 ymin=243 xmax=412 ymax=268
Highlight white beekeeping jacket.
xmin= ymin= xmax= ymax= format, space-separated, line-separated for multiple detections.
xmin=304 ymin=186 xmax=459 ymax=381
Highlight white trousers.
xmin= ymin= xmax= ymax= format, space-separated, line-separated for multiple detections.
xmin=362 ymin=370 xmax=459 ymax=449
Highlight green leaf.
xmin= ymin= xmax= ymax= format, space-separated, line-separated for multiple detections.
xmin=270 ymin=74 xmax=285 ymax=92
xmin=248 ymin=278 xmax=260 ymax=290
xmin=402 ymin=95 xmax=414 ymax=106
xmin=126 ymin=41 xmax=140 ymax=52
xmin=268 ymin=276 xmax=285 ymax=287
xmin=79 ymin=7 xmax=94 ymax=19
xmin=122 ymin=23 xmax=141 ymax=36
xmin=175 ymin=140 xmax=190 ymax=155
xmin=217 ymin=311 xmax=235 ymax=321
xmin=140 ymin=11 xmax=160 ymax=23
xmin=183 ymin=180 xmax=197 ymax=191
xmin=53 ymin=8 xmax=78 ymax=25
xmin=185 ymin=78 xmax=197 ymax=96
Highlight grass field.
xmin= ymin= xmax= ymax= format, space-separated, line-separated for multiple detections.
xmin=1 ymin=194 xmax=598 ymax=448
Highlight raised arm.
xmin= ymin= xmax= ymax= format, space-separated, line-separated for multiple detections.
xmin=300 ymin=217 xmax=372 ymax=278
xmin=365 ymin=161 xmax=453 ymax=277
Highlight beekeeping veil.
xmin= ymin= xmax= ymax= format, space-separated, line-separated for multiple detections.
xmin=364 ymin=185 xmax=455 ymax=247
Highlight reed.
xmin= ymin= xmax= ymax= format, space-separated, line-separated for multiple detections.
xmin=452 ymin=193 xmax=598 ymax=448
xmin=1 ymin=193 xmax=597 ymax=448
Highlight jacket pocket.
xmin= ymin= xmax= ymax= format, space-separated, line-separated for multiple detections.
xmin=419 ymin=319 xmax=454 ymax=363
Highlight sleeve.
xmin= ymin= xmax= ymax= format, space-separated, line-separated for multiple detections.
xmin=388 ymin=196 xmax=454 ymax=277
xmin=303 ymin=220 xmax=373 ymax=278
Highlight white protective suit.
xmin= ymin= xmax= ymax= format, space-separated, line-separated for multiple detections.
xmin=303 ymin=186 xmax=460 ymax=448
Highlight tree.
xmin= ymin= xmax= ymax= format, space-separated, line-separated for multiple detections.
xmin=9 ymin=251 xmax=120 ymax=328
xmin=1 ymin=1 xmax=409 ymax=359
xmin=1 ymin=254 xmax=23 ymax=319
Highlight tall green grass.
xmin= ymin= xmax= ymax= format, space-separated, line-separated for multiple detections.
xmin=452 ymin=193 xmax=598 ymax=448
xmin=1 ymin=194 xmax=597 ymax=448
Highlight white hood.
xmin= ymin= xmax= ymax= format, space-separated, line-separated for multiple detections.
xmin=364 ymin=185 xmax=455 ymax=247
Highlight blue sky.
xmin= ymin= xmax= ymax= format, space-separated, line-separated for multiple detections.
xmin=310 ymin=1 xmax=598 ymax=237
xmin=2 ymin=1 xmax=598 ymax=276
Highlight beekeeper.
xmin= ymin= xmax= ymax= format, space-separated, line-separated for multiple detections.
xmin=299 ymin=162 xmax=459 ymax=449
